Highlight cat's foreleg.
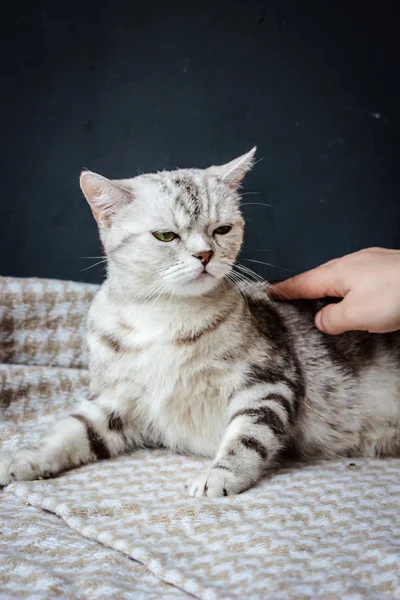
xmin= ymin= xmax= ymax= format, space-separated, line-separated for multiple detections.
xmin=0 ymin=395 xmax=139 ymax=486
xmin=186 ymin=382 xmax=296 ymax=497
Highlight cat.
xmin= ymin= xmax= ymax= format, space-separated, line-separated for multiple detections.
xmin=1 ymin=148 xmax=400 ymax=497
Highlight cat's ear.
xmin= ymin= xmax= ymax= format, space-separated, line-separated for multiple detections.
xmin=80 ymin=171 xmax=133 ymax=226
xmin=208 ymin=147 xmax=256 ymax=190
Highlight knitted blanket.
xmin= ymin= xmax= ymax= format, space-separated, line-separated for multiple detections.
xmin=1 ymin=276 xmax=399 ymax=600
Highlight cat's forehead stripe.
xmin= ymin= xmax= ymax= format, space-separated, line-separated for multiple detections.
xmin=145 ymin=170 xmax=228 ymax=227
xmin=172 ymin=174 xmax=202 ymax=219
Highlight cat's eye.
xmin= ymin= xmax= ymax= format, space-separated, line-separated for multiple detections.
xmin=152 ymin=231 xmax=178 ymax=242
xmin=213 ymin=225 xmax=232 ymax=236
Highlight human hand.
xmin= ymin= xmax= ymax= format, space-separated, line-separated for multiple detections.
xmin=270 ymin=248 xmax=400 ymax=334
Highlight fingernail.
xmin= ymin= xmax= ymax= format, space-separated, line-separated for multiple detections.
xmin=315 ymin=311 xmax=324 ymax=331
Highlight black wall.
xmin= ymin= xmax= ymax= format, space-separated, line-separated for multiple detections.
xmin=1 ymin=0 xmax=399 ymax=284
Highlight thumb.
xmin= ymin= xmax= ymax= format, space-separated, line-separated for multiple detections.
xmin=315 ymin=295 xmax=364 ymax=334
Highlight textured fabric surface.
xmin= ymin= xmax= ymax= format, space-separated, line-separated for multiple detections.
xmin=0 ymin=276 xmax=94 ymax=369
xmin=1 ymin=276 xmax=400 ymax=600
xmin=0 ymin=494 xmax=187 ymax=600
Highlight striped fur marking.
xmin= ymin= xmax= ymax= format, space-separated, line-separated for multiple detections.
xmin=71 ymin=414 xmax=110 ymax=460
xmin=212 ymin=463 xmax=232 ymax=471
xmin=240 ymin=436 xmax=268 ymax=460
xmin=263 ymin=393 xmax=295 ymax=423
xmin=110 ymin=233 xmax=137 ymax=254
xmin=99 ymin=332 xmax=140 ymax=354
xmin=175 ymin=307 xmax=232 ymax=344
xmin=230 ymin=406 xmax=287 ymax=435
xmin=101 ymin=333 xmax=123 ymax=353
xmin=108 ymin=411 xmax=124 ymax=432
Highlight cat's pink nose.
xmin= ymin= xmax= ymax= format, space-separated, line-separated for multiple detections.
xmin=193 ymin=251 xmax=213 ymax=266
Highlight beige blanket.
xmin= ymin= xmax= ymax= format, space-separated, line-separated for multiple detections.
xmin=1 ymin=276 xmax=399 ymax=600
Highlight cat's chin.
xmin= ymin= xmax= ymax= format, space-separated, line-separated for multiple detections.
xmin=174 ymin=274 xmax=221 ymax=298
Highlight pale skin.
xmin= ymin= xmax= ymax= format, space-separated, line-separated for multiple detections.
xmin=270 ymin=247 xmax=400 ymax=335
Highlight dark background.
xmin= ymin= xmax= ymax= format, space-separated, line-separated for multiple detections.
xmin=1 ymin=0 xmax=399 ymax=284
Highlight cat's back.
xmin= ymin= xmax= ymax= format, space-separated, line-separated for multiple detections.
xmin=276 ymin=296 xmax=400 ymax=374
xmin=243 ymin=283 xmax=400 ymax=457
xmin=241 ymin=282 xmax=400 ymax=372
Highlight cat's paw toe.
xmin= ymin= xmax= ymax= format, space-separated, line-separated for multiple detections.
xmin=0 ymin=452 xmax=14 ymax=486
xmin=186 ymin=466 xmax=247 ymax=498
xmin=0 ymin=450 xmax=44 ymax=486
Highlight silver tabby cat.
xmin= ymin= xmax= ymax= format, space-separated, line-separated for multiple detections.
xmin=1 ymin=148 xmax=400 ymax=496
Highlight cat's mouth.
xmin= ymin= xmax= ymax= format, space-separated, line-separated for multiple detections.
xmin=194 ymin=270 xmax=213 ymax=282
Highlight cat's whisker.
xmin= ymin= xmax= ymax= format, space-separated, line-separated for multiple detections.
xmin=235 ymin=262 xmax=265 ymax=278
xmin=235 ymin=263 xmax=268 ymax=285
xmin=217 ymin=260 xmax=268 ymax=303
xmin=239 ymin=262 xmax=296 ymax=300
xmin=252 ymin=156 xmax=265 ymax=168
xmin=135 ymin=265 xmax=188 ymax=306
xmin=236 ymin=263 xmax=292 ymax=301
xmin=136 ymin=277 xmax=169 ymax=304
xmin=146 ymin=284 xmax=170 ymax=308
xmin=80 ymin=260 xmax=107 ymax=272
xmin=135 ymin=264 xmax=197 ymax=308
xmin=225 ymin=273 xmax=247 ymax=311
xmin=147 ymin=267 xmax=193 ymax=308
xmin=231 ymin=278 xmax=254 ymax=314
xmin=241 ymin=202 xmax=274 ymax=208
xmin=226 ymin=271 xmax=253 ymax=313
xmin=242 ymin=258 xmax=296 ymax=274
xmin=267 ymin=283 xmax=292 ymax=301
xmin=221 ymin=260 xmax=265 ymax=287
xmin=167 ymin=279 xmax=183 ymax=309
xmin=244 ymin=248 xmax=272 ymax=253
xmin=153 ymin=262 xmax=180 ymax=275
xmin=230 ymin=267 xmax=266 ymax=309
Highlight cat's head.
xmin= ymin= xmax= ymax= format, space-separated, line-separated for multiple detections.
xmin=80 ymin=148 xmax=256 ymax=298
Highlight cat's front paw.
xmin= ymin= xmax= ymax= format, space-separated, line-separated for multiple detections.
xmin=185 ymin=466 xmax=249 ymax=498
xmin=0 ymin=450 xmax=53 ymax=486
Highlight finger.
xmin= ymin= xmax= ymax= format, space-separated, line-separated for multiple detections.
xmin=315 ymin=296 xmax=365 ymax=334
xmin=269 ymin=266 xmax=342 ymax=300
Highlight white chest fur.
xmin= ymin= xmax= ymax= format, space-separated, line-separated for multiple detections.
xmin=88 ymin=286 xmax=245 ymax=456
